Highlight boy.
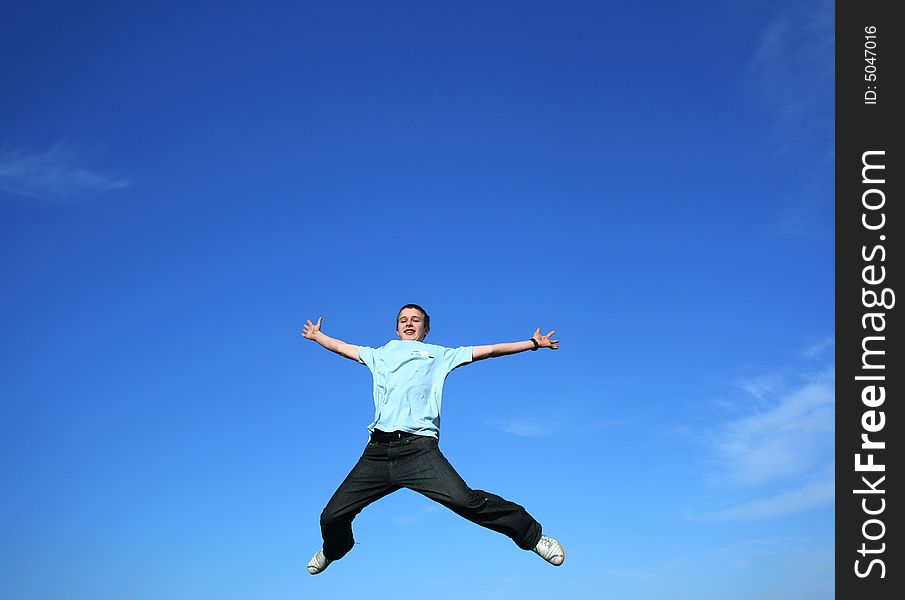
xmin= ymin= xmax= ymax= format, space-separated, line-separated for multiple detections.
xmin=301 ymin=303 xmax=564 ymax=574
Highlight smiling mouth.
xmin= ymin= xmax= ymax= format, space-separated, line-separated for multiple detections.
xmin=404 ymin=329 xmax=415 ymax=335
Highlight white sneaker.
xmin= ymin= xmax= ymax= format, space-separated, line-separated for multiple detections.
xmin=533 ymin=535 xmax=565 ymax=566
xmin=307 ymin=549 xmax=332 ymax=575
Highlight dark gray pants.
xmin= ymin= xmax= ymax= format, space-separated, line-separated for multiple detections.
xmin=320 ymin=434 xmax=543 ymax=560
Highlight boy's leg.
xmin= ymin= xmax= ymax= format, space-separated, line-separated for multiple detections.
xmin=320 ymin=442 xmax=399 ymax=560
xmin=396 ymin=436 xmax=543 ymax=550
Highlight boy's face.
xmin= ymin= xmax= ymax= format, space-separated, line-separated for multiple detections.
xmin=397 ymin=307 xmax=429 ymax=341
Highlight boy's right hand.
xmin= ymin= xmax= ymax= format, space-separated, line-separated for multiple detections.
xmin=302 ymin=316 xmax=323 ymax=340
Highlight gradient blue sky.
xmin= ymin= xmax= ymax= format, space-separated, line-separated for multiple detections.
xmin=1 ymin=1 xmax=834 ymax=598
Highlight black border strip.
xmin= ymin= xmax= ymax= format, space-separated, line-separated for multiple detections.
xmin=836 ymin=0 xmax=900 ymax=596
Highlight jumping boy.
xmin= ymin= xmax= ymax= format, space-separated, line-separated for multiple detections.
xmin=301 ymin=303 xmax=564 ymax=574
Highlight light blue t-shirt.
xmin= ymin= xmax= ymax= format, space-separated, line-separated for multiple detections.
xmin=357 ymin=340 xmax=473 ymax=438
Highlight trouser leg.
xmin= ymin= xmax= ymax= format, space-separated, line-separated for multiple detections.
xmin=320 ymin=443 xmax=399 ymax=560
xmin=397 ymin=437 xmax=543 ymax=550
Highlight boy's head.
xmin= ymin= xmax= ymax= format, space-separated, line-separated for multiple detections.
xmin=396 ymin=303 xmax=430 ymax=342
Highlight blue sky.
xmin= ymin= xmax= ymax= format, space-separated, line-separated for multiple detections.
xmin=1 ymin=1 xmax=834 ymax=598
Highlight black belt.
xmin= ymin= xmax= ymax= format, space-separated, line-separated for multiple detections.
xmin=370 ymin=429 xmax=420 ymax=443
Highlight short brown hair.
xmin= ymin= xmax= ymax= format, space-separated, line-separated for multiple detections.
xmin=396 ymin=303 xmax=430 ymax=328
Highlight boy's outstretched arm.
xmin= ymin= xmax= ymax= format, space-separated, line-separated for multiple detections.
xmin=301 ymin=316 xmax=362 ymax=362
xmin=472 ymin=328 xmax=559 ymax=362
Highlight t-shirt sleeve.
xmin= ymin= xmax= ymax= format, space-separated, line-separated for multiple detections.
xmin=443 ymin=345 xmax=473 ymax=374
xmin=358 ymin=346 xmax=376 ymax=371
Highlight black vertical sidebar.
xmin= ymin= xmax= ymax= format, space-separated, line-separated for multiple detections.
xmin=836 ymin=0 xmax=900 ymax=597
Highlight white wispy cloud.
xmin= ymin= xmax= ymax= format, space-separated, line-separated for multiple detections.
xmin=486 ymin=414 xmax=620 ymax=438
xmin=0 ymin=144 xmax=130 ymax=200
xmin=708 ymin=534 xmax=834 ymax=580
xmin=749 ymin=0 xmax=834 ymax=151
xmin=737 ymin=373 xmax=783 ymax=403
xmin=712 ymin=368 xmax=834 ymax=487
xmin=802 ymin=336 xmax=834 ymax=360
xmin=392 ymin=504 xmax=440 ymax=526
xmin=696 ymin=364 xmax=835 ymax=521
xmin=749 ymin=0 xmax=834 ymax=238
xmin=711 ymin=478 xmax=834 ymax=521
xmin=487 ymin=417 xmax=565 ymax=438
xmin=604 ymin=567 xmax=667 ymax=585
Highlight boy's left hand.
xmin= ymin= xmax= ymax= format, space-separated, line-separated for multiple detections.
xmin=533 ymin=328 xmax=560 ymax=350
